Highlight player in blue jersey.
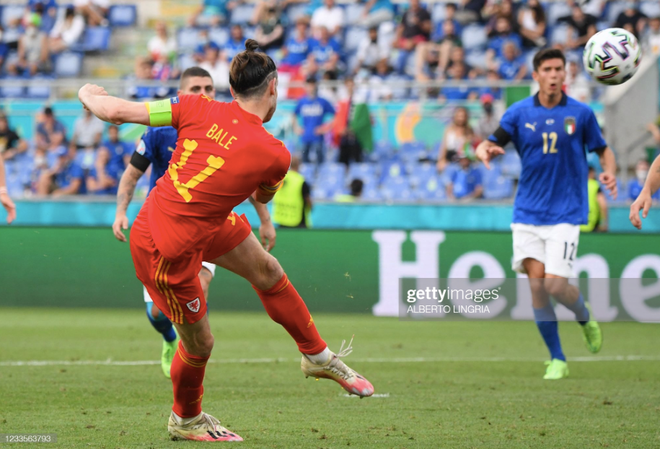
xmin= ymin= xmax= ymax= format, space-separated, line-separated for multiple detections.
xmin=475 ymin=48 xmax=618 ymax=380
xmin=111 ymin=67 xmax=276 ymax=378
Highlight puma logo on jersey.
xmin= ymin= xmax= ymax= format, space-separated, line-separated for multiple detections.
xmin=525 ymin=122 xmax=537 ymax=132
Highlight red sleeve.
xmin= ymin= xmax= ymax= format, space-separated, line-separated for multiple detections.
xmin=171 ymin=94 xmax=213 ymax=130
xmin=258 ymin=145 xmax=291 ymax=195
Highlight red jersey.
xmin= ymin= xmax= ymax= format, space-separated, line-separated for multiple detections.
xmin=146 ymin=95 xmax=290 ymax=261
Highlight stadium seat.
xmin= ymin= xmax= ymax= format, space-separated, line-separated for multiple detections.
xmin=26 ymin=75 xmax=53 ymax=99
xmin=344 ymin=27 xmax=367 ymax=53
xmin=285 ymin=4 xmax=309 ymax=25
xmin=1 ymin=4 xmax=24 ymax=28
xmin=81 ymin=27 xmax=111 ymax=52
xmin=344 ymin=3 xmax=365 ymax=26
xmin=361 ymin=186 xmax=383 ymax=201
xmin=547 ymin=3 xmax=571 ymax=26
xmin=108 ymin=4 xmax=137 ymax=27
xmin=380 ymin=160 xmax=406 ymax=181
xmin=381 ymin=176 xmax=413 ymax=201
xmin=209 ymin=27 xmax=230 ymax=47
xmin=431 ymin=3 xmax=447 ymax=24
xmin=178 ymin=53 xmax=196 ymax=71
xmin=230 ymin=4 xmax=255 ymax=25
xmin=54 ymin=51 xmax=83 ymax=77
xmin=408 ymin=162 xmax=437 ymax=188
xmin=465 ymin=50 xmax=487 ymax=70
xmin=299 ymin=164 xmax=316 ymax=183
xmin=0 ymin=76 xmax=25 ymax=99
xmin=640 ymin=2 xmax=660 ymax=18
xmin=178 ymin=28 xmax=202 ymax=52
xmin=550 ymin=24 xmax=570 ymax=46
xmin=483 ymin=174 xmax=514 ymax=200
xmin=415 ymin=175 xmax=447 ymax=201
xmin=501 ymin=151 xmax=521 ymax=179
xmin=606 ymin=2 xmax=627 ymax=24
xmin=318 ymin=162 xmax=346 ymax=179
xmin=347 ymin=162 xmax=378 ymax=181
xmin=461 ymin=25 xmax=487 ymax=51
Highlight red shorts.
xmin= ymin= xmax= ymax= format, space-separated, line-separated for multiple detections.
xmin=130 ymin=209 xmax=252 ymax=325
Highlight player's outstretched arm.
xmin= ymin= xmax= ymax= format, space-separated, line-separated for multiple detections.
xmin=475 ymin=139 xmax=505 ymax=170
xmin=249 ymin=195 xmax=276 ymax=251
xmin=596 ymin=147 xmax=617 ymax=199
xmin=0 ymin=155 xmax=16 ymax=224
xmin=78 ymin=84 xmax=150 ymax=126
xmin=113 ymin=164 xmax=145 ymax=242
xmin=630 ymin=154 xmax=660 ymax=230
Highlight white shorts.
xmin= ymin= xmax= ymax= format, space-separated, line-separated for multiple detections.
xmin=143 ymin=261 xmax=216 ymax=303
xmin=511 ymin=223 xmax=580 ymax=279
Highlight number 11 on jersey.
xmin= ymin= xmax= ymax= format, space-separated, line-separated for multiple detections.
xmin=169 ymin=139 xmax=225 ymax=202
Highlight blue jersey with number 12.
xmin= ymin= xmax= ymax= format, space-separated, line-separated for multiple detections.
xmin=136 ymin=126 xmax=179 ymax=193
xmin=489 ymin=93 xmax=606 ymax=226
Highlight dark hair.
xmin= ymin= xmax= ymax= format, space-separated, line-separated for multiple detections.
xmin=533 ymin=48 xmax=565 ymax=71
xmin=350 ymin=179 xmax=364 ymax=197
xmin=229 ymin=39 xmax=277 ymax=98
xmin=44 ymin=107 xmax=53 ymax=116
xmin=181 ymin=66 xmax=212 ymax=82
xmin=531 ymin=1 xmax=546 ymax=25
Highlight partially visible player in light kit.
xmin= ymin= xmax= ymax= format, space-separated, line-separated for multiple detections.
xmin=0 ymin=150 xmax=16 ymax=223
xmin=475 ymin=48 xmax=617 ymax=380
xmin=111 ymin=66 xmax=276 ymax=379
xmin=630 ymin=152 xmax=660 ymax=229
xmin=79 ymin=39 xmax=373 ymax=443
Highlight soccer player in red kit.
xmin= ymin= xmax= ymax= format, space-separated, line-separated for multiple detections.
xmin=78 ymin=39 xmax=373 ymax=442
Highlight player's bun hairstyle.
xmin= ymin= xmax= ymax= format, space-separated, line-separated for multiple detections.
xmin=533 ymin=48 xmax=566 ymax=71
xmin=229 ymin=39 xmax=277 ymax=98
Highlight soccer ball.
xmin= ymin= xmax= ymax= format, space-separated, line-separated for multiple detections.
xmin=582 ymin=28 xmax=642 ymax=85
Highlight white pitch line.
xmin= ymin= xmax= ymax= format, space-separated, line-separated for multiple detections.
xmin=1 ymin=355 xmax=660 ymax=367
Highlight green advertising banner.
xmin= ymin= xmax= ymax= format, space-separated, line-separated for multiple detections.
xmin=1 ymin=228 xmax=660 ymax=321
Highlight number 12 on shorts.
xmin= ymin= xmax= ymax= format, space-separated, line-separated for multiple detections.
xmin=563 ymin=241 xmax=576 ymax=261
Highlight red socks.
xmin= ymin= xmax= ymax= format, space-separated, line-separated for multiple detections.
xmin=171 ymin=341 xmax=209 ymax=418
xmin=253 ymin=273 xmax=327 ymax=355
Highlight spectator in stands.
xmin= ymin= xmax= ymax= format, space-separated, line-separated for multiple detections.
xmin=293 ymin=77 xmax=336 ymax=164
xmin=485 ymin=0 xmax=515 ymax=36
xmin=439 ymin=61 xmax=477 ymax=102
xmin=476 ymin=69 xmax=503 ymax=100
xmin=455 ymin=0 xmax=487 ymax=25
xmin=74 ymin=0 xmax=109 ymax=27
xmin=415 ymin=18 xmax=462 ymax=81
xmin=497 ymin=41 xmax=527 ymax=80
xmin=199 ymin=42 xmax=230 ymax=94
xmin=72 ymin=109 xmax=104 ymax=150
xmin=273 ymin=156 xmax=312 ymax=228
xmin=127 ymin=57 xmax=157 ymax=99
xmin=148 ymin=21 xmax=177 ymax=63
xmin=517 ymin=0 xmax=546 ymax=48
xmin=564 ymin=5 xmax=597 ymax=51
xmin=394 ymin=0 xmax=432 ymax=74
xmin=475 ymin=94 xmax=500 ymax=142
xmin=0 ymin=115 xmax=28 ymax=161
xmin=35 ymin=107 xmax=66 ymax=155
xmin=615 ymin=1 xmax=647 ymax=38
xmin=361 ymin=0 xmax=395 ymax=29
xmin=225 ymin=24 xmax=246 ymax=61
xmin=36 ymin=146 xmax=84 ymax=196
xmin=26 ymin=2 xmax=57 ymax=34
xmin=446 ymin=154 xmax=483 ymax=201
xmin=49 ymin=6 xmax=85 ymax=54
xmin=565 ymin=59 xmax=591 ymax=102
xmin=99 ymin=125 xmax=131 ymax=172
xmin=308 ymin=26 xmax=342 ymax=77
xmin=10 ymin=14 xmax=49 ymax=76
xmin=440 ymin=45 xmax=470 ymax=80
xmin=280 ymin=17 xmax=313 ymax=71
xmin=486 ymin=16 xmax=522 ymax=69
xmin=437 ymin=106 xmax=475 ymax=172
xmin=86 ymin=147 xmax=121 ymax=195
xmin=252 ymin=2 xmax=285 ymax=51
xmin=367 ymin=58 xmax=395 ymax=102
xmin=311 ymin=0 xmax=345 ymax=39
xmin=643 ymin=16 xmax=660 ymax=56
xmin=28 ymin=0 xmax=58 ymax=16
xmin=4 ymin=16 xmax=23 ymax=53
xmin=192 ymin=29 xmax=211 ymax=64
xmin=0 ymin=27 xmax=8 ymax=73
xmin=355 ymin=26 xmax=389 ymax=76
xmin=628 ymin=158 xmax=660 ymax=201
xmin=189 ymin=0 xmax=238 ymax=27
xmin=335 ymin=179 xmax=364 ymax=202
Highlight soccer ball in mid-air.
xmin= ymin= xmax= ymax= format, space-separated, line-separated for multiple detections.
xmin=582 ymin=28 xmax=642 ymax=85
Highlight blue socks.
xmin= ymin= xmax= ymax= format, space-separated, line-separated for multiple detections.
xmin=563 ymin=293 xmax=590 ymax=325
xmin=146 ymin=303 xmax=177 ymax=342
xmin=533 ymin=304 xmax=566 ymax=361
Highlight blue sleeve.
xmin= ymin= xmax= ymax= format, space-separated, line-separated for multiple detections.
xmin=474 ymin=169 xmax=483 ymax=186
xmin=294 ymin=100 xmax=303 ymax=116
xmin=493 ymin=106 xmax=518 ymax=139
xmin=70 ymin=163 xmax=83 ymax=180
xmin=323 ymin=98 xmax=335 ymax=116
xmin=88 ymin=167 xmax=98 ymax=180
xmin=139 ymin=129 xmax=156 ymax=163
xmin=583 ymin=108 xmax=607 ymax=152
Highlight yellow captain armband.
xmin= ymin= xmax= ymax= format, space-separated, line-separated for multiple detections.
xmin=145 ymin=98 xmax=173 ymax=127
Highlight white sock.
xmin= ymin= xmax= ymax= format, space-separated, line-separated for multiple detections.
xmin=304 ymin=347 xmax=331 ymax=364
xmin=173 ymin=411 xmax=202 ymax=425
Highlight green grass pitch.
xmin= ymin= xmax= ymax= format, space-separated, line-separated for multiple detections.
xmin=1 ymin=308 xmax=659 ymax=448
